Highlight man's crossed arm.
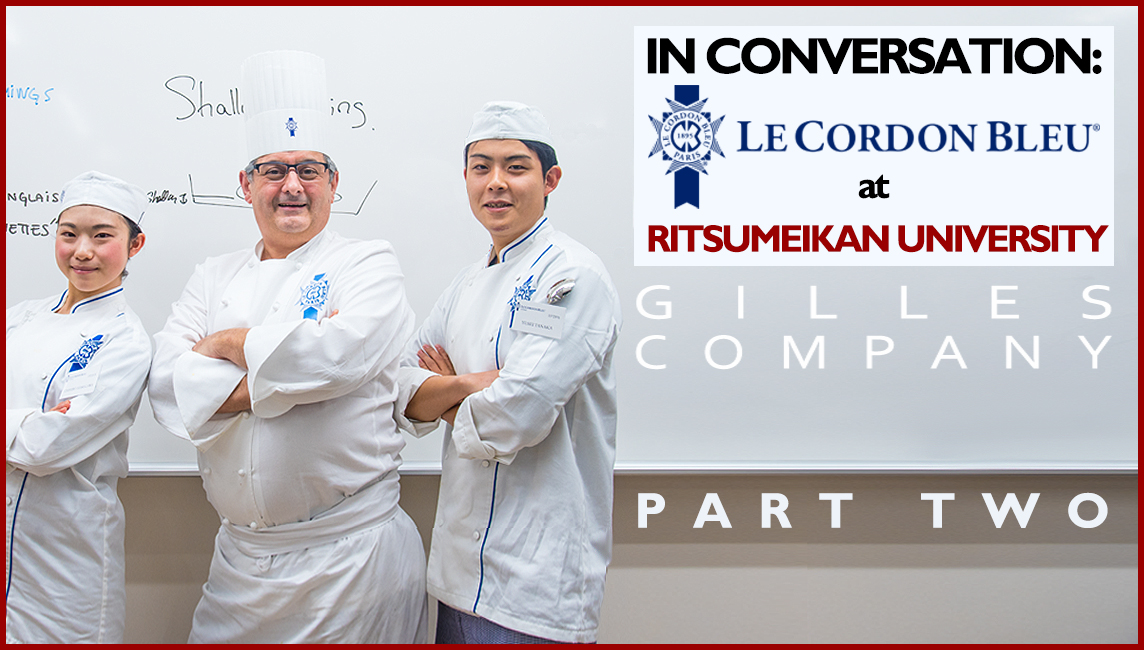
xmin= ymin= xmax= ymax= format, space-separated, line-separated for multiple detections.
xmin=405 ymin=344 xmax=498 ymax=425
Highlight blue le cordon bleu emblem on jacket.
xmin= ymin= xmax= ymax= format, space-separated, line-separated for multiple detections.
xmin=508 ymin=275 xmax=536 ymax=326
xmin=286 ymin=117 xmax=299 ymax=137
xmin=647 ymin=84 xmax=725 ymax=209
xmin=70 ymin=335 xmax=106 ymax=372
xmin=299 ymin=273 xmax=329 ymax=320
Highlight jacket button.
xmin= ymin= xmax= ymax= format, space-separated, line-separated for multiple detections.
xmin=238 ymin=469 xmax=246 ymax=477
xmin=482 ymin=460 xmax=490 ymax=468
xmin=473 ymin=531 xmax=481 ymax=541
xmin=249 ymin=521 xmax=258 ymax=530
xmin=221 ymin=518 xmax=230 ymax=525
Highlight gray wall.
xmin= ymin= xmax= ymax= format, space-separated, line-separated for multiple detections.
xmin=122 ymin=473 xmax=1137 ymax=643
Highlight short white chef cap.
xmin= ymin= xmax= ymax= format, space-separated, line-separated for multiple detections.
xmin=242 ymin=50 xmax=332 ymax=161
xmin=465 ymin=101 xmax=553 ymax=148
xmin=59 ymin=171 xmax=147 ymax=225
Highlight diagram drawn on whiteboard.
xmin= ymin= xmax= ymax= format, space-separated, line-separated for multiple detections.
xmin=187 ymin=174 xmax=377 ymax=216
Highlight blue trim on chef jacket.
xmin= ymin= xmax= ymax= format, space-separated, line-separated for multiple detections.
xmin=498 ymin=218 xmax=548 ymax=264
xmin=473 ymin=231 xmax=555 ymax=609
xmin=473 ymin=462 xmax=501 ymax=613
xmin=7 ymin=472 xmax=29 ymax=599
xmin=70 ymin=287 xmax=122 ymax=314
xmin=9 ymin=289 xmax=122 ymax=606
xmin=530 ymin=244 xmax=553 ymax=269
xmin=42 ymin=356 xmax=73 ymax=410
xmin=494 ymin=327 xmax=503 ymax=370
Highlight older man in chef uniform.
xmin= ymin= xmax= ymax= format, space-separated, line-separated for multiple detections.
xmin=149 ymin=51 xmax=426 ymax=643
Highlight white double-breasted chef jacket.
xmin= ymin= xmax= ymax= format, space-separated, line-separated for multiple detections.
xmin=399 ymin=218 xmax=622 ymax=643
xmin=149 ymin=229 xmax=426 ymax=643
xmin=6 ymin=287 xmax=151 ymax=643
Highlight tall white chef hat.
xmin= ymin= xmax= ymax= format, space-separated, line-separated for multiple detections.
xmin=241 ymin=50 xmax=331 ymax=161
xmin=464 ymin=101 xmax=554 ymax=148
xmin=59 ymin=170 xmax=147 ymax=227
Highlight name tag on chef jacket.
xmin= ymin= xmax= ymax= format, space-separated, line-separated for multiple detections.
xmin=60 ymin=364 xmax=101 ymax=399
xmin=509 ymin=300 xmax=566 ymax=339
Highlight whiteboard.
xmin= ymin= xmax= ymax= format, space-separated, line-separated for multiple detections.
xmin=6 ymin=6 xmax=1137 ymax=474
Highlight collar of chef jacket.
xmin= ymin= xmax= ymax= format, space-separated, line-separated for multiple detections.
xmin=251 ymin=227 xmax=331 ymax=264
xmin=489 ymin=217 xmax=551 ymax=267
xmin=50 ymin=285 xmax=127 ymax=315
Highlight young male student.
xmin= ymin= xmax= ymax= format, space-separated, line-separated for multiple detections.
xmin=400 ymin=101 xmax=622 ymax=643
xmin=148 ymin=51 xmax=426 ymax=643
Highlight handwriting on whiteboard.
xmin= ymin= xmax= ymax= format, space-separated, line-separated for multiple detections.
xmin=6 ymin=221 xmax=55 ymax=237
xmin=7 ymin=190 xmax=61 ymax=207
xmin=187 ymin=175 xmax=377 ymax=216
xmin=7 ymin=84 xmax=53 ymax=106
xmin=3 ymin=174 xmax=374 ymax=245
xmin=164 ymin=75 xmax=369 ymax=129
xmin=149 ymin=189 xmax=189 ymax=205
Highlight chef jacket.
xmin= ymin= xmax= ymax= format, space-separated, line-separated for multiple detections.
xmin=148 ymin=229 xmax=427 ymax=643
xmin=398 ymin=218 xmax=621 ymax=643
xmin=6 ymin=287 xmax=151 ymax=643
xmin=149 ymin=229 xmax=415 ymax=530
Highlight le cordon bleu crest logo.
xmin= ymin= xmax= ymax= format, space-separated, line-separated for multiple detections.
xmin=647 ymin=85 xmax=725 ymax=209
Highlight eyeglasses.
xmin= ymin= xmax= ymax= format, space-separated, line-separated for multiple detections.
xmin=251 ymin=161 xmax=330 ymax=182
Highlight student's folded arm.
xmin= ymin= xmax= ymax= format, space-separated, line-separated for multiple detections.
xmin=8 ymin=326 xmax=151 ymax=476
xmin=405 ymin=371 xmax=498 ymax=424
xmin=395 ymin=267 xmax=467 ymax=437
xmin=451 ymin=269 xmax=620 ymax=463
